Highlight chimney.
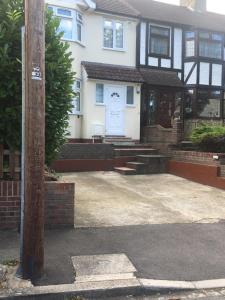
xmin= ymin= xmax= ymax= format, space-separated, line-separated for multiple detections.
xmin=180 ymin=0 xmax=206 ymax=12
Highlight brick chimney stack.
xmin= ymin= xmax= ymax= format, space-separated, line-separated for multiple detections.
xmin=180 ymin=0 xmax=207 ymax=12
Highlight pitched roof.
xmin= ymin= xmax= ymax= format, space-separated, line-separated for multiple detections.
xmin=127 ymin=0 xmax=225 ymax=32
xmin=94 ymin=0 xmax=139 ymax=18
xmin=82 ymin=61 xmax=183 ymax=88
xmin=82 ymin=61 xmax=144 ymax=83
xmin=139 ymin=68 xmax=183 ymax=88
xmin=94 ymin=0 xmax=225 ymax=32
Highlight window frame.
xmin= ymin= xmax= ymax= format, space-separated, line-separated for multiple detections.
xmin=184 ymin=88 xmax=223 ymax=120
xmin=95 ymin=83 xmax=105 ymax=105
xmin=198 ymin=30 xmax=223 ymax=60
xmin=126 ymin=86 xmax=135 ymax=106
xmin=149 ymin=25 xmax=171 ymax=58
xmin=48 ymin=5 xmax=83 ymax=43
xmin=185 ymin=31 xmax=196 ymax=58
xmin=103 ymin=19 xmax=125 ymax=51
xmin=70 ymin=80 xmax=82 ymax=115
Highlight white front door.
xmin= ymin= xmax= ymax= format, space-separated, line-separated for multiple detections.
xmin=105 ymin=85 xmax=125 ymax=136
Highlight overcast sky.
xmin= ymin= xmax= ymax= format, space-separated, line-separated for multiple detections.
xmin=155 ymin=0 xmax=225 ymax=14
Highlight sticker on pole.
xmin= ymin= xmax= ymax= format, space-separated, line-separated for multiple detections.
xmin=32 ymin=64 xmax=42 ymax=81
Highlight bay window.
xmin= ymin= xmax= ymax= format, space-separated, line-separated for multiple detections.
xmin=197 ymin=90 xmax=221 ymax=118
xmin=149 ymin=25 xmax=170 ymax=57
xmin=49 ymin=6 xmax=83 ymax=42
xmin=103 ymin=20 xmax=124 ymax=50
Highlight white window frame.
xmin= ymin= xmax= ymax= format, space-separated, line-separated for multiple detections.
xmin=70 ymin=80 xmax=82 ymax=115
xmin=48 ymin=5 xmax=83 ymax=43
xmin=126 ymin=86 xmax=135 ymax=107
xmin=95 ymin=83 xmax=105 ymax=106
xmin=103 ymin=19 xmax=125 ymax=51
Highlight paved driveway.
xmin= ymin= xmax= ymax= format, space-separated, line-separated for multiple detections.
xmin=61 ymin=172 xmax=225 ymax=227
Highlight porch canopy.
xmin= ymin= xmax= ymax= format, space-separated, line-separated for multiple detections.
xmin=82 ymin=61 xmax=144 ymax=83
xmin=139 ymin=68 xmax=183 ymax=88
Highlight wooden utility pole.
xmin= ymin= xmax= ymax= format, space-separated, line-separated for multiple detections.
xmin=20 ymin=0 xmax=45 ymax=280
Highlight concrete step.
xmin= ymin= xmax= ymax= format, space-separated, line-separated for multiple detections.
xmin=137 ymin=155 xmax=169 ymax=174
xmin=114 ymin=148 xmax=158 ymax=157
xmin=114 ymin=167 xmax=136 ymax=175
xmin=104 ymin=136 xmax=136 ymax=146
xmin=126 ymin=162 xmax=148 ymax=174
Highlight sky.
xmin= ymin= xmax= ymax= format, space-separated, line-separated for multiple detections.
xmin=156 ymin=0 xmax=225 ymax=14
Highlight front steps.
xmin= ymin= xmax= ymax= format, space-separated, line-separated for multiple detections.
xmin=104 ymin=136 xmax=136 ymax=146
xmin=114 ymin=154 xmax=169 ymax=175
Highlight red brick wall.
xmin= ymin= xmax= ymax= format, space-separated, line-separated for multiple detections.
xmin=0 ymin=181 xmax=75 ymax=230
xmin=0 ymin=181 xmax=21 ymax=230
xmin=169 ymin=160 xmax=225 ymax=190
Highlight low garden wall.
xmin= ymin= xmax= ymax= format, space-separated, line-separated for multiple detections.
xmin=172 ymin=150 xmax=225 ymax=166
xmin=0 ymin=181 xmax=75 ymax=230
xmin=169 ymin=150 xmax=225 ymax=190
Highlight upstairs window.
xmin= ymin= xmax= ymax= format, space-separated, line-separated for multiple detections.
xmin=103 ymin=20 xmax=124 ymax=50
xmin=149 ymin=25 xmax=170 ymax=57
xmin=185 ymin=31 xmax=195 ymax=57
xmin=199 ymin=31 xmax=223 ymax=59
xmin=49 ymin=6 xmax=83 ymax=42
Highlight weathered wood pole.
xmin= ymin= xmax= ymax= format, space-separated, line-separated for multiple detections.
xmin=21 ymin=0 xmax=45 ymax=280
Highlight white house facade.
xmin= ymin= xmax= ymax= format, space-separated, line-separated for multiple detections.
xmin=46 ymin=0 xmax=142 ymax=142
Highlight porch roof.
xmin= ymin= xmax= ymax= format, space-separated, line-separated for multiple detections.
xmin=82 ymin=61 xmax=144 ymax=83
xmin=139 ymin=68 xmax=184 ymax=88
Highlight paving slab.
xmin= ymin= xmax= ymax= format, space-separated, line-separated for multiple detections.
xmin=72 ymin=253 xmax=136 ymax=282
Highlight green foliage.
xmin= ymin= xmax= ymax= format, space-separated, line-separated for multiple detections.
xmin=191 ymin=123 xmax=225 ymax=153
xmin=45 ymin=9 xmax=75 ymax=164
xmin=0 ymin=0 xmax=75 ymax=165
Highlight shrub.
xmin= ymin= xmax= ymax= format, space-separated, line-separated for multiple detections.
xmin=191 ymin=124 xmax=225 ymax=153
xmin=0 ymin=0 xmax=75 ymax=165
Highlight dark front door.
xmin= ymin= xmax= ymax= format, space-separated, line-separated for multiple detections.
xmin=156 ymin=91 xmax=175 ymax=128
xmin=141 ymin=86 xmax=181 ymax=129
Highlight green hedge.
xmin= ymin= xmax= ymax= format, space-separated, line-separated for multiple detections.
xmin=191 ymin=124 xmax=225 ymax=153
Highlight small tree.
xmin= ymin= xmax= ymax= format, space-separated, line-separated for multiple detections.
xmin=0 ymin=0 xmax=75 ymax=165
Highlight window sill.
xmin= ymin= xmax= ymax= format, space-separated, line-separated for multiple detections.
xmin=61 ymin=38 xmax=85 ymax=47
xmin=103 ymin=47 xmax=126 ymax=52
xmin=69 ymin=113 xmax=83 ymax=116
xmin=95 ymin=103 xmax=105 ymax=106
xmin=126 ymin=104 xmax=135 ymax=108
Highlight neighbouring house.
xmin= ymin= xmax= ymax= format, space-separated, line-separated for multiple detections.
xmin=46 ymin=0 xmax=225 ymax=149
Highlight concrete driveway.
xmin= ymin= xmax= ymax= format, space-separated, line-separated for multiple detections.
xmin=61 ymin=172 xmax=225 ymax=227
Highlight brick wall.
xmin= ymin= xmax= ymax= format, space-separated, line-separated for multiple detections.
xmin=172 ymin=150 xmax=225 ymax=166
xmin=0 ymin=181 xmax=75 ymax=230
xmin=142 ymin=120 xmax=183 ymax=154
xmin=57 ymin=143 xmax=114 ymax=160
xmin=44 ymin=182 xmax=75 ymax=229
xmin=0 ymin=181 xmax=21 ymax=230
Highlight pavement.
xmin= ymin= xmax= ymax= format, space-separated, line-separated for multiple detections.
xmin=2 ymin=172 xmax=225 ymax=298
